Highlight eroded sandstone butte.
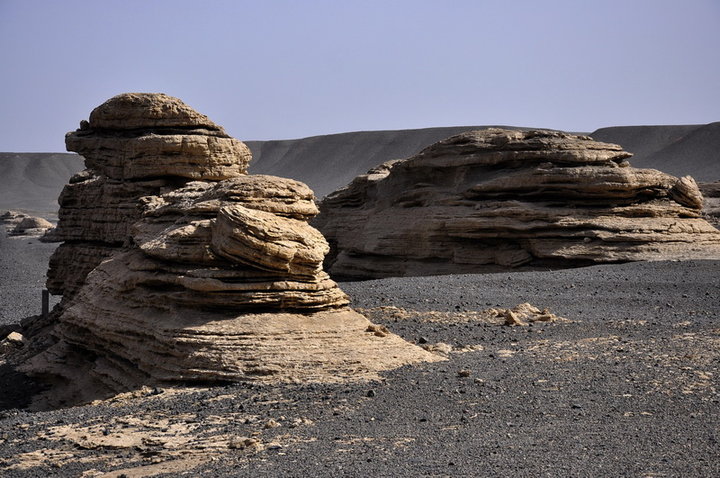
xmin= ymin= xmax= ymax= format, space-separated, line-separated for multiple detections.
xmin=315 ymin=128 xmax=720 ymax=279
xmin=24 ymin=94 xmax=438 ymax=401
xmin=45 ymin=93 xmax=252 ymax=299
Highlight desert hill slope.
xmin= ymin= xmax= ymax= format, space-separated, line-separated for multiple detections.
xmin=247 ymin=122 xmax=719 ymax=196
xmin=0 ymin=153 xmax=83 ymax=218
xmin=1 ymin=122 xmax=718 ymax=215
xmin=591 ymin=123 xmax=719 ymax=181
xmin=245 ymin=126 xmax=526 ymax=197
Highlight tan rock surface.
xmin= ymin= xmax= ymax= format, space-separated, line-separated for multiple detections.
xmin=316 ymin=128 xmax=720 ymax=279
xmin=7 ymin=216 xmax=54 ymax=236
xmin=30 ymin=175 xmax=438 ymax=393
xmin=22 ymin=93 xmax=438 ymax=401
xmin=47 ymin=93 xmax=252 ymax=298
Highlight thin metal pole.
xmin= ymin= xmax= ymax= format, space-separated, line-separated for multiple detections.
xmin=42 ymin=289 xmax=49 ymax=319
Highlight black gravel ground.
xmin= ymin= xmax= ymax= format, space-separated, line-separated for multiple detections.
xmin=0 ymin=231 xmax=58 ymax=325
xmin=0 ymin=244 xmax=718 ymax=476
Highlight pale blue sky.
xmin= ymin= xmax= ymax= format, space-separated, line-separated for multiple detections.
xmin=1 ymin=0 xmax=718 ymax=151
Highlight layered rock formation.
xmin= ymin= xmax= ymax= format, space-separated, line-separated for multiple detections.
xmin=316 ymin=128 xmax=720 ymax=279
xmin=46 ymin=93 xmax=252 ymax=299
xmin=25 ymin=93 xmax=437 ymax=399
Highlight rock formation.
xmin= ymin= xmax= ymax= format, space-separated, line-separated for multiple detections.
xmin=1 ymin=211 xmax=54 ymax=236
xmin=316 ymin=128 xmax=720 ymax=279
xmin=45 ymin=93 xmax=252 ymax=299
xmin=23 ymin=93 xmax=438 ymax=401
xmin=11 ymin=216 xmax=54 ymax=236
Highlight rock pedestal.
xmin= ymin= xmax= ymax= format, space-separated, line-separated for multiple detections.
xmin=316 ymin=128 xmax=720 ymax=279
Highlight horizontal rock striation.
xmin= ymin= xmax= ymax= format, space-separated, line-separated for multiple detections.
xmin=316 ymin=128 xmax=720 ymax=279
xmin=30 ymin=175 xmax=437 ymax=391
xmin=46 ymin=93 xmax=252 ymax=298
xmin=23 ymin=94 xmax=437 ymax=400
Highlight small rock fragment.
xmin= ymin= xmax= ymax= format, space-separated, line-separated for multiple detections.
xmin=366 ymin=324 xmax=390 ymax=337
xmin=264 ymin=418 xmax=281 ymax=429
xmin=228 ymin=436 xmax=262 ymax=451
xmin=5 ymin=332 xmax=25 ymax=345
xmin=503 ymin=309 xmax=527 ymax=326
xmin=422 ymin=342 xmax=453 ymax=355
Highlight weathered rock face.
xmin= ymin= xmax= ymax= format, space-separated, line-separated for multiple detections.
xmin=30 ymin=175 xmax=437 ymax=391
xmin=46 ymin=93 xmax=252 ymax=298
xmin=316 ymin=128 xmax=720 ymax=279
xmin=25 ymin=94 xmax=437 ymax=400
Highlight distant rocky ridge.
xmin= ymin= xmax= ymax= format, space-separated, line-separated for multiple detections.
xmin=0 ymin=153 xmax=81 ymax=219
xmin=19 ymin=93 xmax=437 ymax=404
xmin=1 ymin=122 xmax=717 ymax=214
xmin=315 ymin=129 xmax=720 ymax=279
xmin=591 ymin=123 xmax=720 ymax=181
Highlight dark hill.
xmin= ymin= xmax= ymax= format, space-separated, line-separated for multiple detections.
xmin=2 ymin=122 xmax=718 ymax=215
xmin=0 ymin=153 xmax=83 ymax=218
xmin=246 ymin=126 xmax=530 ymax=197
xmin=589 ymin=123 xmax=720 ymax=182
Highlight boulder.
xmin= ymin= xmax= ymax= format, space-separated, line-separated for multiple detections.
xmin=316 ymin=128 xmax=720 ymax=279
xmin=3 ymin=214 xmax=54 ymax=236
xmin=1 ymin=210 xmax=29 ymax=232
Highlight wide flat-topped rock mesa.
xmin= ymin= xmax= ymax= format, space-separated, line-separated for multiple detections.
xmin=23 ymin=94 xmax=438 ymax=402
xmin=316 ymin=128 xmax=720 ymax=279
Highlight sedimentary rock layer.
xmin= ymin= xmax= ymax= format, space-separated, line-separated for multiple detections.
xmin=25 ymin=93 xmax=438 ymax=396
xmin=31 ymin=174 xmax=438 ymax=390
xmin=316 ymin=128 xmax=720 ymax=279
xmin=47 ymin=93 xmax=252 ymax=297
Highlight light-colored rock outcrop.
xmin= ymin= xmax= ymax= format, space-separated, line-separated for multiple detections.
xmin=46 ymin=93 xmax=252 ymax=298
xmin=10 ymin=216 xmax=54 ymax=236
xmin=699 ymin=181 xmax=720 ymax=228
xmin=316 ymin=128 xmax=720 ymax=279
xmin=1 ymin=211 xmax=54 ymax=236
xmin=23 ymin=94 xmax=438 ymax=400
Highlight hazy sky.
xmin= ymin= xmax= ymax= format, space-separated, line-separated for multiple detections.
xmin=1 ymin=0 xmax=718 ymax=151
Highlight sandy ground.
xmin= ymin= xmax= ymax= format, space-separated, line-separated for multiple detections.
xmin=0 ymin=231 xmax=718 ymax=476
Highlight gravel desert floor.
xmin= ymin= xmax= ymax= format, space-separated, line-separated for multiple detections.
xmin=0 ymin=230 xmax=719 ymax=477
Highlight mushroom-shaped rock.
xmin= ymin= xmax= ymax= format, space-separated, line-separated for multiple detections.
xmin=22 ymin=94 xmax=439 ymax=400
